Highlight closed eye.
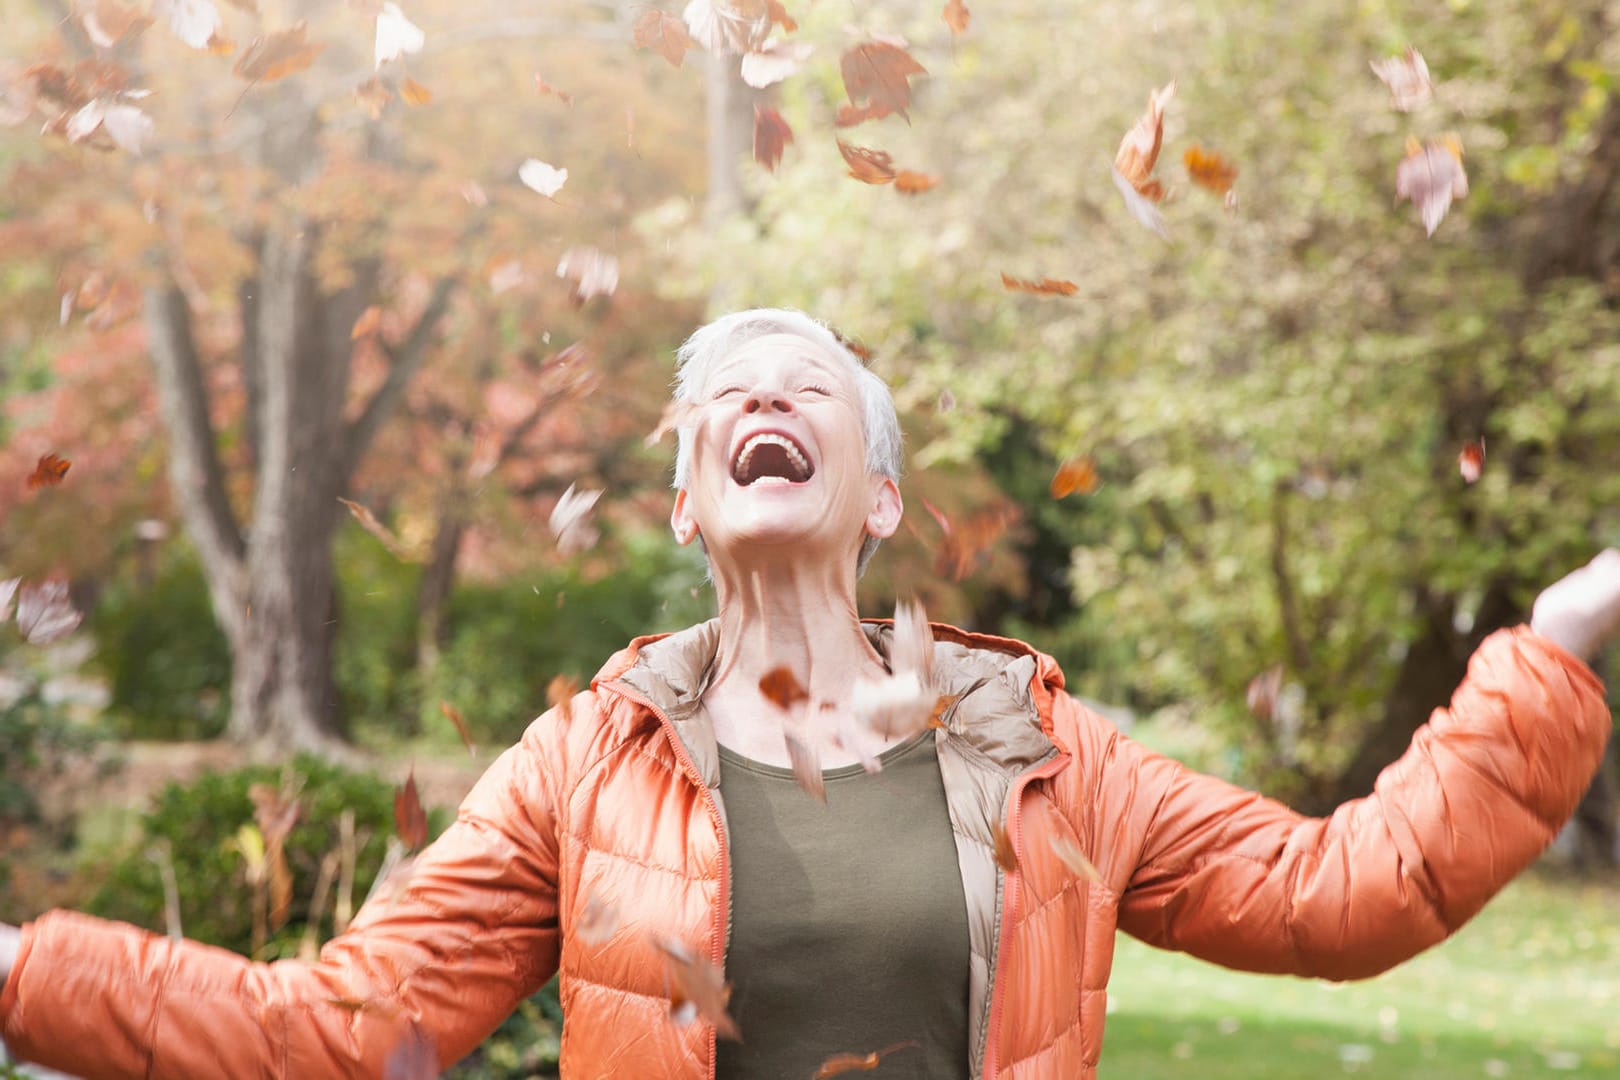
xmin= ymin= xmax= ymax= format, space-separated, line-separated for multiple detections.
xmin=712 ymin=385 xmax=744 ymax=399
xmin=801 ymin=384 xmax=832 ymax=396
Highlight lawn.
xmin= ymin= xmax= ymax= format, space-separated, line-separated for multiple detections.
xmin=1100 ymin=873 xmax=1620 ymax=1079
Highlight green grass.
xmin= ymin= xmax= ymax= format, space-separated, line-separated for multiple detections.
xmin=1101 ymin=873 xmax=1620 ymax=1078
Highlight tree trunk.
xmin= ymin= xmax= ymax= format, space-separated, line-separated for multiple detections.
xmin=415 ymin=509 xmax=466 ymax=680
xmin=703 ymin=52 xmax=762 ymax=231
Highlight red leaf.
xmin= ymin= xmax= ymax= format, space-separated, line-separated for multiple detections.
xmin=394 ymin=768 xmax=428 ymax=851
xmin=26 ymin=452 xmax=71 ymax=490
xmin=753 ymin=104 xmax=793 ymax=172
xmin=1049 ymin=456 xmax=1099 ymax=497
xmin=759 ymin=665 xmax=810 ymax=710
xmin=839 ymin=41 xmax=927 ymax=123
xmin=633 ymin=10 xmax=695 ymax=68
xmin=439 ymin=701 xmax=476 ymax=756
xmin=1459 ymin=438 xmax=1485 ymax=484
xmin=837 ymin=140 xmax=896 ymax=184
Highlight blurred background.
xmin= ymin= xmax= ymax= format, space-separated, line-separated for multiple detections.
xmin=1 ymin=0 xmax=1617 ymax=1076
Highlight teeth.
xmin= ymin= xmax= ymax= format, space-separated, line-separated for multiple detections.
xmin=735 ymin=433 xmax=811 ymax=482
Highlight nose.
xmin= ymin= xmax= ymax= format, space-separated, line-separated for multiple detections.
xmin=743 ymin=385 xmax=793 ymax=414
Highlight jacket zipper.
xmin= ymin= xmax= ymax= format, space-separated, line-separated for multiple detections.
xmin=605 ymin=682 xmax=730 ymax=1080
xmin=980 ymin=753 xmax=1070 ymax=1080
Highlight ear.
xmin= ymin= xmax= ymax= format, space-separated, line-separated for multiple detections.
xmin=670 ymin=489 xmax=699 ymax=546
xmin=865 ymin=476 xmax=903 ymax=540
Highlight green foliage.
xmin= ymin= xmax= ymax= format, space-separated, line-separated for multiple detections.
xmin=91 ymin=549 xmax=232 ymax=741
xmin=335 ymin=529 xmax=426 ymax=733
xmin=84 ymin=754 xmax=400 ymax=956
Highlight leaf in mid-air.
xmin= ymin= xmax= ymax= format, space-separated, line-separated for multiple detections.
xmin=233 ymin=23 xmax=324 ymax=84
xmin=753 ymin=104 xmax=793 ymax=171
xmin=1396 ymin=134 xmax=1467 ymax=237
xmin=634 ymin=10 xmax=696 ymax=68
xmin=393 ymin=768 xmax=428 ymax=851
xmin=26 ymin=452 xmax=71 ymax=489
xmin=839 ymin=41 xmax=927 ymax=123
xmin=1370 ymin=46 xmax=1433 ymax=112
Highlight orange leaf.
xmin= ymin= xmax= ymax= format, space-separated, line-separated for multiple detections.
xmin=1049 ymin=456 xmax=1099 ymax=498
xmin=393 ymin=768 xmax=428 ymax=851
xmin=655 ymin=935 xmax=740 ymax=1040
xmin=1458 ymin=438 xmax=1485 ymax=484
xmin=337 ymin=497 xmax=416 ymax=561
xmin=815 ymin=1041 xmax=922 ymax=1078
xmin=354 ymin=76 xmax=391 ymax=118
xmin=927 ymin=694 xmax=956 ymax=729
xmin=1049 ymin=834 xmax=1103 ymax=884
xmin=350 ymin=305 xmax=382 ymax=340
xmin=992 ymin=821 xmax=1017 ymax=872
xmin=839 ymin=41 xmax=927 ymax=123
xmin=942 ymin=0 xmax=970 ymax=35
xmin=837 ymin=140 xmax=895 ymax=184
xmin=547 ymin=673 xmax=579 ymax=725
xmin=1001 ymin=272 xmax=1078 ymax=297
xmin=233 ymin=23 xmax=324 ymax=84
xmin=894 ymin=170 xmax=938 ymax=194
xmin=753 ymin=104 xmax=793 ymax=172
xmin=633 ymin=10 xmax=695 ymax=68
xmin=439 ymin=700 xmax=475 ymax=756
xmin=759 ymin=665 xmax=810 ymax=710
xmin=1183 ymin=144 xmax=1238 ymax=195
xmin=26 ymin=452 xmax=71 ymax=490
xmin=1113 ymin=80 xmax=1176 ymax=195
xmin=399 ymin=76 xmax=430 ymax=106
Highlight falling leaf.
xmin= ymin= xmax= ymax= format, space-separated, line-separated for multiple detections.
xmin=1049 ymin=834 xmax=1102 ymax=884
xmin=65 ymin=94 xmax=156 ymax=155
xmin=894 ymin=170 xmax=938 ymax=194
xmin=1459 ymin=438 xmax=1485 ymax=484
xmin=439 ymin=701 xmax=475 ymax=755
xmin=1396 ymin=134 xmax=1467 ymax=237
xmin=759 ymin=665 xmax=810 ymax=710
xmin=393 ymin=768 xmax=428 ymax=851
xmin=382 ymin=1025 xmax=438 ymax=1080
xmin=740 ymin=38 xmax=812 ymax=88
xmin=929 ymin=504 xmax=1018 ymax=581
xmin=549 ymin=483 xmax=602 ymax=554
xmin=682 ymin=0 xmax=769 ymax=56
xmin=547 ymin=673 xmax=579 ymax=724
xmin=338 ymin=497 xmax=417 ymax=561
xmin=830 ymin=327 xmax=873 ymax=363
xmin=518 ymin=158 xmax=568 ymax=197
xmin=837 ymin=140 xmax=895 ymax=184
xmin=14 ymin=580 xmax=83 ymax=645
xmin=1246 ymin=664 xmax=1284 ymax=722
xmin=1370 ymin=46 xmax=1433 ymax=112
xmin=834 ymin=102 xmax=879 ymax=128
xmin=783 ymin=723 xmax=826 ymax=802
xmin=575 ymin=891 xmax=621 ymax=945
xmin=634 ymin=10 xmax=697 ymax=67
xmin=839 ymin=41 xmax=927 ymax=123
xmin=534 ymin=74 xmax=574 ymax=105
xmin=399 ymin=76 xmax=430 ymax=106
xmin=0 ymin=579 xmax=17 ymax=623
xmin=81 ymin=0 xmax=153 ymax=49
xmin=487 ymin=258 xmax=524 ymax=293
xmin=765 ymin=0 xmax=796 ymax=32
xmin=645 ymin=399 xmax=697 ymax=447
xmin=655 ymin=935 xmax=741 ymax=1039
xmin=556 ymin=247 xmax=620 ymax=301
xmin=992 ymin=821 xmax=1018 ymax=872
xmin=249 ymin=780 xmax=302 ymax=930
xmin=354 ymin=76 xmax=392 ymax=118
xmin=753 ymin=104 xmax=793 ymax=171
xmin=233 ymin=24 xmax=324 ymax=84
xmin=1110 ymin=166 xmax=1168 ymax=240
xmin=26 ymin=452 xmax=71 ymax=490
xmin=351 ymin=305 xmax=383 ymax=340
xmin=374 ymin=3 xmax=425 ymax=69
xmin=942 ymin=0 xmax=970 ymax=35
xmin=1114 ymin=80 xmax=1176 ymax=195
xmin=815 ymin=1041 xmax=922 ymax=1078
xmin=891 ymin=598 xmax=934 ymax=681
xmin=1184 ymin=144 xmax=1238 ymax=195
xmin=154 ymin=0 xmax=222 ymax=50
xmin=1050 ymin=456 xmax=1100 ymax=498
xmin=1001 ymin=272 xmax=1078 ymax=296
xmin=850 ymin=671 xmax=934 ymax=741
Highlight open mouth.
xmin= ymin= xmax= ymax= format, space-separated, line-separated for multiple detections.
xmin=731 ymin=432 xmax=815 ymax=486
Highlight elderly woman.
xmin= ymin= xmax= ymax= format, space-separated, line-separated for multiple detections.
xmin=2 ymin=308 xmax=1617 ymax=1080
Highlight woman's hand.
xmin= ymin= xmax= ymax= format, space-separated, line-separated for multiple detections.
xmin=1531 ymin=548 xmax=1620 ymax=661
xmin=0 ymin=922 xmax=19 ymax=991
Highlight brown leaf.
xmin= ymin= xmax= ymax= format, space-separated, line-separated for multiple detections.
xmin=15 ymin=580 xmax=83 ymax=645
xmin=837 ymin=140 xmax=895 ymax=184
xmin=1246 ymin=664 xmax=1283 ymax=722
xmin=547 ymin=673 xmax=579 ymax=724
xmin=753 ymin=104 xmax=793 ymax=172
xmin=1183 ymin=144 xmax=1238 ymax=196
xmin=26 ymin=452 xmax=71 ymax=490
xmin=394 ymin=768 xmax=428 ymax=851
xmin=927 ymin=694 xmax=956 ymax=730
xmin=1396 ymin=134 xmax=1467 ymax=237
xmin=399 ymin=76 xmax=430 ymax=106
xmin=1459 ymin=438 xmax=1485 ymax=484
xmin=893 ymin=170 xmax=938 ymax=194
xmin=439 ymin=700 xmax=476 ymax=756
xmin=942 ymin=0 xmax=970 ymax=36
xmin=1001 ymin=272 xmax=1078 ymax=297
xmin=575 ymin=890 xmax=621 ymax=945
xmin=350 ymin=305 xmax=383 ymax=340
xmin=759 ymin=665 xmax=810 ymax=710
xmin=840 ymin=41 xmax=927 ymax=123
xmin=1370 ymin=46 xmax=1433 ymax=112
xmin=1113 ymin=79 xmax=1176 ymax=195
xmin=233 ymin=23 xmax=324 ymax=84
xmin=337 ymin=497 xmax=417 ymax=561
xmin=783 ymin=723 xmax=826 ymax=801
xmin=815 ymin=1041 xmax=921 ymax=1078
xmin=1049 ymin=834 xmax=1102 ymax=884
xmin=655 ymin=935 xmax=740 ymax=1040
xmin=834 ymin=102 xmax=879 ymax=128
xmin=633 ymin=10 xmax=695 ymax=68
xmin=992 ymin=821 xmax=1017 ymax=873
xmin=1050 ymin=456 xmax=1099 ymax=498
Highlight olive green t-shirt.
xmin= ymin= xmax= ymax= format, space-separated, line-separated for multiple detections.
xmin=714 ymin=729 xmax=971 ymax=1080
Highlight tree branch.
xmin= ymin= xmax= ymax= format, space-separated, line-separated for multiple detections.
xmin=342 ymin=274 xmax=459 ymax=479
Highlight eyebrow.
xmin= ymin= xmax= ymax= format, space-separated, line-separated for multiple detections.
xmin=707 ymin=351 xmax=844 ymax=385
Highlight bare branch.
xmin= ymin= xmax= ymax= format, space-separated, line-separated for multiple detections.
xmin=342 ymin=274 xmax=459 ymax=479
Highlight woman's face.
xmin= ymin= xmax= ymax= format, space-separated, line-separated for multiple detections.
xmin=672 ymin=333 xmax=898 ymax=573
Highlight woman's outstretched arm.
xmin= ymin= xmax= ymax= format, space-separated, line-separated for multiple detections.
xmin=0 ymin=712 xmax=566 ymax=1079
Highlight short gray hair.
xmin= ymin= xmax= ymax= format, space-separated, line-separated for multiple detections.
xmin=671 ymin=308 xmax=903 ymax=575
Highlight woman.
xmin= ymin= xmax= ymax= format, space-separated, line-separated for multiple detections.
xmin=2 ymin=307 xmax=1617 ymax=1080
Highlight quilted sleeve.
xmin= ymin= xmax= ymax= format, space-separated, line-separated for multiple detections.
xmin=0 ymin=711 xmax=567 ymax=1079
xmin=1110 ymin=626 xmax=1610 ymax=980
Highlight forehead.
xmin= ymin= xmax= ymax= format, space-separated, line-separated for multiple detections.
xmin=703 ymin=332 xmax=853 ymax=388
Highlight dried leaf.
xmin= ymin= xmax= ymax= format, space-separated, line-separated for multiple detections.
xmin=534 ymin=73 xmax=574 ymax=105
xmin=783 ymin=723 xmax=826 ymax=801
xmin=893 ymin=170 xmax=938 ymax=194
xmin=154 ymin=0 xmax=221 ymax=50
xmin=27 ymin=452 xmax=71 ymax=490
xmin=1246 ymin=664 xmax=1284 ymax=722
xmin=645 ymin=399 xmax=697 ymax=447
xmin=759 ymin=665 xmax=810 ymax=710
xmin=839 ymin=41 xmax=927 ymax=123
xmin=1113 ymin=79 xmax=1176 ymax=194
xmin=1001 ymin=272 xmax=1078 ymax=296
xmin=753 ymin=104 xmax=792 ymax=171
xmin=14 ymin=580 xmax=83 ymax=645
xmin=850 ymin=671 xmax=934 ymax=740
xmin=814 ymin=1041 xmax=921 ymax=1078
xmin=837 ymin=140 xmax=895 ymax=184
xmin=992 ymin=821 xmax=1017 ymax=872
xmin=393 ymin=768 xmax=429 ymax=851
xmin=233 ymin=23 xmax=324 ymax=84
xmin=81 ymin=0 xmax=153 ymax=49
xmin=1370 ymin=46 xmax=1433 ymax=112
xmin=1396 ymin=134 xmax=1467 ymax=237
xmin=634 ymin=10 xmax=697 ymax=67
xmin=383 ymin=1025 xmax=438 ymax=1080
xmin=682 ymin=0 xmax=769 ymax=56
xmin=374 ymin=2 xmax=425 ymax=69
xmin=655 ymin=935 xmax=740 ymax=1039
xmin=740 ymin=38 xmax=812 ymax=88
xmin=1049 ymin=834 xmax=1102 ymax=884
xmin=890 ymin=598 xmax=934 ymax=681
xmin=439 ymin=700 xmax=475 ymax=755
xmin=1110 ymin=166 xmax=1168 ymax=240
xmin=942 ymin=0 xmax=970 ymax=36
xmin=546 ymin=673 xmax=579 ymax=724
xmin=399 ymin=76 xmax=430 ymax=106
xmin=549 ymin=483 xmax=602 ymax=555
xmin=1459 ymin=438 xmax=1485 ymax=484
xmin=556 ymin=247 xmax=619 ymax=301
xmin=518 ymin=158 xmax=568 ymax=197
xmin=575 ymin=891 xmax=621 ymax=945
xmin=338 ymin=497 xmax=417 ymax=561
xmin=1050 ymin=456 xmax=1099 ymax=498
xmin=1183 ymin=144 xmax=1238 ymax=196
xmin=350 ymin=305 xmax=383 ymax=340
xmin=834 ymin=102 xmax=879 ymax=128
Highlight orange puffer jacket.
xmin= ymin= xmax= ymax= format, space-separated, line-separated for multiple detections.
xmin=0 ymin=622 xmax=1609 ymax=1079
